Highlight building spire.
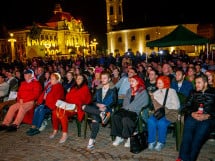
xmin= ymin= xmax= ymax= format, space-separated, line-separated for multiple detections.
xmin=54 ymin=3 xmax=63 ymax=14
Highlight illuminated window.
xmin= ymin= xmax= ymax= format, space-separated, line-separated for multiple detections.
xmin=45 ymin=35 xmax=48 ymax=40
xmin=110 ymin=6 xmax=113 ymax=15
xmin=119 ymin=6 xmax=121 ymax=15
xmin=118 ymin=37 xmax=122 ymax=42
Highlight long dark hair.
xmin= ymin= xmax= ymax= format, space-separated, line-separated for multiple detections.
xmin=73 ymin=74 xmax=88 ymax=89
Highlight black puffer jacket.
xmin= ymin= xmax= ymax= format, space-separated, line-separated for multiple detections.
xmin=181 ymin=87 xmax=215 ymax=119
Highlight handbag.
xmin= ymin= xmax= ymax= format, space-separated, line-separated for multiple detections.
xmin=130 ymin=130 xmax=148 ymax=154
xmin=55 ymin=100 xmax=77 ymax=118
xmin=130 ymin=108 xmax=148 ymax=154
xmin=153 ymin=89 xmax=169 ymax=120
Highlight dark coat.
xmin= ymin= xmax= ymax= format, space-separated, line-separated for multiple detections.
xmin=182 ymin=87 xmax=215 ymax=119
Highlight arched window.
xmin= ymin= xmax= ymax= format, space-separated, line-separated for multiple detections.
xmin=110 ymin=6 xmax=114 ymax=15
xmin=145 ymin=34 xmax=150 ymax=40
xmin=131 ymin=35 xmax=136 ymax=41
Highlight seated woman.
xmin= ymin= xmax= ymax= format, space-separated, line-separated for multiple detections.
xmin=82 ymin=70 xmax=117 ymax=150
xmin=26 ymin=73 xmax=64 ymax=136
xmin=111 ymin=75 xmax=149 ymax=148
xmin=205 ymin=70 xmax=215 ymax=88
xmin=148 ymin=75 xmax=180 ymax=151
xmin=62 ymin=70 xmax=75 ymax=94
xmin=50 ymin=74 xmax=92 ymax=143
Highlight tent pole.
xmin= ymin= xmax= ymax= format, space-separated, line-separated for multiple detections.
xmin=206 ymin=43 xmax=209 ymax=59
xmin=146 ymin=52 xmax=148 ymax=63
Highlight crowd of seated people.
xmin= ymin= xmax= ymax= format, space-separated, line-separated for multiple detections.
xmin=0 ymin=54 xmax=214 ymax=161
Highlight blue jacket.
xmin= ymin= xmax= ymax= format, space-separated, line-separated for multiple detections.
xmin=93 ymin=82 xmax=118 ymax=112
xmin=171 ymin=79 xmax=194 ymax=98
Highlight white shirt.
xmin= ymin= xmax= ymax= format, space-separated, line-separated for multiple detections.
xmin=102 ymin=87 xmax=109 ymax=100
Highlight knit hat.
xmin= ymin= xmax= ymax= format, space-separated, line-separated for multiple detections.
xmin=95 ymin=67 xmax=103 ymax=73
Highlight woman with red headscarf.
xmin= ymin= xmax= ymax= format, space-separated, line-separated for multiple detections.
xmin=111 ymin=75 xmax=149 ymax=148
xmin=147 ymin=75 xmax=180 ymax=151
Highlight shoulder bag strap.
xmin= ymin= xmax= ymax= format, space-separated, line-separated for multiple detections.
xmin=163 ymin=88 xmax=169 ymax=106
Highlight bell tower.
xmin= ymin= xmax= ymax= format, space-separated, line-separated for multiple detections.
xmin=105 ymin=0 xmax=123 ymax=33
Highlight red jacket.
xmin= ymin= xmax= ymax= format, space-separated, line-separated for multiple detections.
xmin=37 ymin=82 xmax=65 ymax=110
xmin=17 ymin=79 xmax=42 ymax=103
xmin=65 ymin=84 xmax=92 ymax=121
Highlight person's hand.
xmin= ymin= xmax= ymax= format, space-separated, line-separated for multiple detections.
xmin=96 ymin=103 xmax=106 ymax=111
xmin=19 ymin=99 xmax=23 ymax=104
xmin=96 ymin=103 xmax=104 ymax=108
xmin=191 ymin=112 xmax=210 ymax=121
xmin=148 ymin=91 xmax=153 ymax=96
xmin=99 ymin=106 xmax=106 ymax=112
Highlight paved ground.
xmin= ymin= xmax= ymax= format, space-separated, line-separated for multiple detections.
xmin=0 ymin=119 xmax=215 ymax=161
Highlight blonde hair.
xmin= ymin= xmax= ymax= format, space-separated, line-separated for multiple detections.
xmin=52 ymin=72 xmax=61 ymax=82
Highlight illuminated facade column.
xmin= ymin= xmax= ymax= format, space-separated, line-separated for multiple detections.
xmin=8 ymin=33 xmax=16 ymax=62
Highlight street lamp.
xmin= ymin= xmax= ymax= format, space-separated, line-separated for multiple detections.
xmin=75 ymin=43 xmax=80 ymax=54
xmin=8 ymin=33 xmax=16 ymax=62
xmin=158 ymin=50 xmax=164 ymax=64
xmin=90 ymin=38 xmax=98 ymax=54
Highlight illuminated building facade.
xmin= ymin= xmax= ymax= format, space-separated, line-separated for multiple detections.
xmin=106 ymin=24 xmax=201 ymax=56
xmin=105 ymin=0 xmax=212 ymax=56
xmin=0 ymin=3 xmax=91 ymax=61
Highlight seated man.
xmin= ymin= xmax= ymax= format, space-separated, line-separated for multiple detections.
xmin=0 ymin=69 xmax=42 ymax=132
xmin=0 ymin=69 xmax=19 ymax=117
xmin=0 ymin=73 xmax=9 ymax=101
xmin=171 ymin=69 xmax=194 ymax=108
xmin=176 ymin=75 xmax=215 ymax=161
xmin=115 ymin=67 xmax=137 ymax=105
xmin=82 ymin=70 xmax=117 ymax=150
xmin=5 ymin=69 xmax=19 ymax=92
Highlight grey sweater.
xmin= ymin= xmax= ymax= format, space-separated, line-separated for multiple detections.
xmin=122 ymin=88 xmax=149 ymax=115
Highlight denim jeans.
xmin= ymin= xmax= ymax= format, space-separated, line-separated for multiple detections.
xmin=84 ymin=105 xmax=102 ymax=139
xmin=179 ymin=116 xmax=214 ymax=161
xmin=84 ymin=105 xmax=101 ymax=122
xmin=147 ymin=115 xmax=170 ymax=144
xmin=32 ymin=104 xmax=51 ymax=128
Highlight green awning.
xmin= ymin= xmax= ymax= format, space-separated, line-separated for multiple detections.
xmin=146 ymin=25 xmax=210 ymax=47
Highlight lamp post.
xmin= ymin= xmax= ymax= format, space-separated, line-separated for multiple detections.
xmin=158 ymin=50 xmax=163 ymax=64
xmin=8 ymin=33 xmax=16 ymax=62
xmin=75 ymin=43 xmax=80 ymax=55
xmin=90 ymin=38 xmax=98 ymax=54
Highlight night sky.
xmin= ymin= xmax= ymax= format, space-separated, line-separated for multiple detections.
xmin=0 ymin=0 xmax=214 ymax=47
